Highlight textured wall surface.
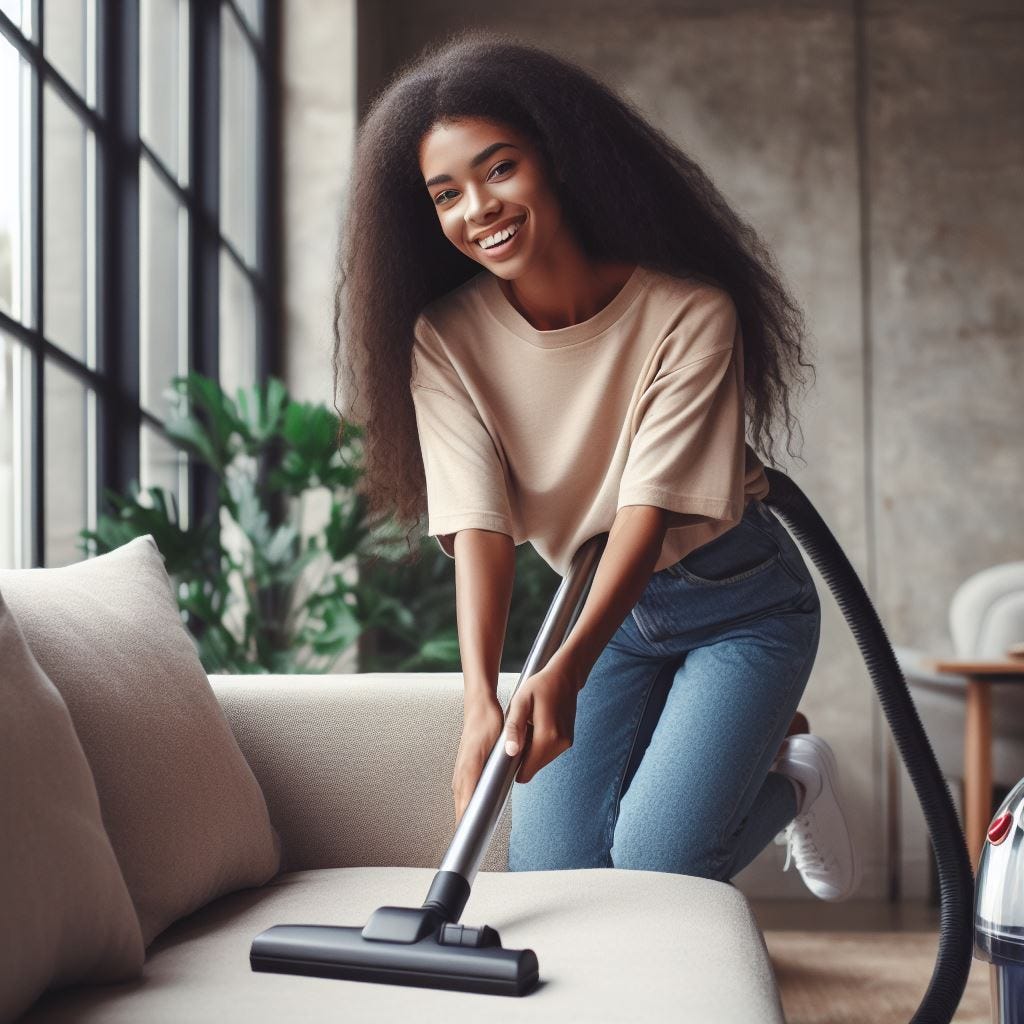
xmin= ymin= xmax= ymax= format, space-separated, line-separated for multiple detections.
xmin=864 ymin=0 xmax=1024 ymax=900
xmin=282 ymin=0 xmax=1024 ymax=902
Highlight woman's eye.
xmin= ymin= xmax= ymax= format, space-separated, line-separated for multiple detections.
xmin=434 ymin=161 xmax=516 ymax=206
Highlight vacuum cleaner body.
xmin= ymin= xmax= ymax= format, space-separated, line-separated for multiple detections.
xmin=975 ymin=777 xmax=1024 ymax=1021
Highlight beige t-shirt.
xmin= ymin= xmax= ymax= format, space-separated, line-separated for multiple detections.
xmin=409 ymin=263 xmax=770 ymax=577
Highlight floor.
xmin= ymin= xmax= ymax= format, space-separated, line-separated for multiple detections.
xmin=749 ymin=901 xmax=991 ymax=1024
xmin=749 ymin=898 xmax=942 ymax=932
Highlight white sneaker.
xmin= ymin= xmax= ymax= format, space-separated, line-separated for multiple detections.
xmin=771 ymin=733 xmax=861 ymax=901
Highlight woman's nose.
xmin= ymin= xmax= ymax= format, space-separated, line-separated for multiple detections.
xmin=464 ymin=184 xmax=501 ymax=223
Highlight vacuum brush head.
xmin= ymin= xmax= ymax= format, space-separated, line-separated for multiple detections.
xmin=250 ymin=904 xmax=539 ymax=997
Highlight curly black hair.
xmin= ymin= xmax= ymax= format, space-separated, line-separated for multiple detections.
xmin=332 ymin=26 xmax=816 ymax=556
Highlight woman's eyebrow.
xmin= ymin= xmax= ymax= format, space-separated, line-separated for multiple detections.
xmin=425 ymin=142 xmax=520 ymax=188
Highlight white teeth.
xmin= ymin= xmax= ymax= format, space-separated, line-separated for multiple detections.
xmin=478 ymin=220 xmax=521 ymax=250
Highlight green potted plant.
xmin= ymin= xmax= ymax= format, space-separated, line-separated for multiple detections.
xmin=81 ymin=372 xmax=560 ymax=676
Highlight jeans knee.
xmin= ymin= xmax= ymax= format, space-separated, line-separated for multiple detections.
xmin=508 ymin=828 xmax=613 ymax=872
xmin=610 ymin=827 xmax=731 ymax=881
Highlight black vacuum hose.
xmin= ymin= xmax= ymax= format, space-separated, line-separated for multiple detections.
xmin=761 ymin=467 xmax=974 ymax=1024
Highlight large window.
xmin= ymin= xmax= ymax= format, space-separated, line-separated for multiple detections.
xmin=0 ymin=0 xmax=279 ymax=568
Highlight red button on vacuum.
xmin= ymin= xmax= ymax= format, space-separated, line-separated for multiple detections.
xmin=988 ymin=811 xmax=1013 ymax=845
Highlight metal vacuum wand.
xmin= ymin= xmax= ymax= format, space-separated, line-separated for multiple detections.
xmin=419 ymin=531 xmax=608 ymax=921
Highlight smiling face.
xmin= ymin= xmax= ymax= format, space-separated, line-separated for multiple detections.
xmin=418 ymin=117 xmax=567 ymax=280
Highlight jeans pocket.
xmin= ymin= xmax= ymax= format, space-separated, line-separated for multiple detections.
xmin=664 ymin=514 xmax=783 ymax=587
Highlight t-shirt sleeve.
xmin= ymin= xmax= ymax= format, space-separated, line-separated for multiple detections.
xmin=410 ymin=313 xmax=514 ymax=559
xmin=616 ymin=292 xmax=746 ymax=527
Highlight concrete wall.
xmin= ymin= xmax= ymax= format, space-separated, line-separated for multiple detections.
xmin=867 ymin=0 xmax=1024 ymax=899
xmin=282 ymin=0 xmax=1024 ymax=902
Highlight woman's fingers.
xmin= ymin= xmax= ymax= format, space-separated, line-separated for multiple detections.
xmin=505 ymin=668 xmax=580 ymax=783
xmin=514 ymin=692 xmax=570 ymax=784
xmin=452 ymin=746 xmax=476 ymax=826
xmin=504 ymin=689 xmax=532 ymax=757
xmin=517 ymin=723 xmax=571 ymax=784
xmin=454 ymin=772 xmax=475 ymax=826
xmin=452 ymin=697 xmax=506 ymax=828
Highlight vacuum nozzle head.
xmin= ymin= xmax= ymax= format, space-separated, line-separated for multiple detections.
xmin=251 ymin=910 xmax=539 ymax=997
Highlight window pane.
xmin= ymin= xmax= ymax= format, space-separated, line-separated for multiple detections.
xmin=140 ymin=422 xmax=186 ymax=526
xmin=140 ymin=0 xmax=189 ymax=183
xmin=140 ymin=157 xmax=187 ymax=418
xmin=0 ymin=334 xmax=33 ymax=569
xmin=234 ymin=0 xmax=262 ymax=38
xmin=219 ymin=248 xmax=256 ymax=403
xmin=43 ymin=0 xmax=91 ymax=101
xmin=3 ymin=0 xmax=35 ymax=38
xmin=220 ymin=6 xmax=258 ymax=267
xmin=0 ymin=34 xmax=32 ymax=325
xmin=44 ymin=82 xmax=92 ymax=363
xmin=44 ymin=360 xmax=92 ymax=567
xmin=0 ymin=0 xmax=24 ymax=31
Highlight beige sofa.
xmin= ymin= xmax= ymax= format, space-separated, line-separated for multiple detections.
xmin=18 ymin=674 xmax=786 ymax=1022
xmin=2 ymin=539 xmax=785 ymax=1023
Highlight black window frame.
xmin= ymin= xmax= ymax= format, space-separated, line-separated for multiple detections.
xmin=0 ymin=0 xmax=282 ymax=568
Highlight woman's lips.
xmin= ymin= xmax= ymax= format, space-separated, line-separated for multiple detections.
xmin=474 ymin=215 xmax=526 ymax=259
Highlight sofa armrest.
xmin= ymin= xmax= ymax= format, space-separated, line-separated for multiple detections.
xmin=209 ymin=672 xmax=518 ymax=876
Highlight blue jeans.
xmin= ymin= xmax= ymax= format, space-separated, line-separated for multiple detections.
xmin=507 ymin=497 xmax=822 ymax=881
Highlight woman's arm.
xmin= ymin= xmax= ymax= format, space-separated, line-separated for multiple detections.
xmin=547 ymin=504 xmax=670 ymax=686
xmin=501 ymin=505 xmax=671 ymax=782
xmin=452 ymin=528 xmax=516 ymax=703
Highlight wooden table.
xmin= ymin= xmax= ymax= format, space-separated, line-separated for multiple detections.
xmin=926 ymin=658 xmax=1024 ymax=872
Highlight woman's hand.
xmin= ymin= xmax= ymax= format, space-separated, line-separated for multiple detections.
xmin=504 ymin=659 xmax=586 ymax=784
xmin=453 ymin=693 xmax=505 ymax=828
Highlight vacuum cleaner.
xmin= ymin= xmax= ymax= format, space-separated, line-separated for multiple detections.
xmin=250 ymin=467 xmax=975 ymax=1021
xmin=975 ymin=775 xmax=1024 ymax=1021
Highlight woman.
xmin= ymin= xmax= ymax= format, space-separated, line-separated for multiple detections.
xmin=332 ymin=29 xmax=859 ymax=900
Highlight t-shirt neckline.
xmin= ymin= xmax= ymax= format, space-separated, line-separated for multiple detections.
xmin=478 ymin=264 xmax=648 ymax=348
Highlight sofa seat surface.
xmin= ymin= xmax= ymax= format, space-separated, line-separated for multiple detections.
xmin=22 ymin=865 xmax=784 ymax=1023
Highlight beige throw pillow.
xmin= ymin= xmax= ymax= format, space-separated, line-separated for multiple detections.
xmin=0 ymin=590 xmax=144 ymax=1023
xmin=0 ymin=535 xmax=283 ymax=947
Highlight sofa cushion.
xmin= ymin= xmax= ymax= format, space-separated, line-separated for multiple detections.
xmin=0 ymin=590 xmax=144 ymax=1024
xmin=209 ymin=672 xmax=514 ymax=873
xmin=18 ymin=866 xmax=785 ymax=1022
xmin=0 ymin=536 xmax=282 ymax=947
